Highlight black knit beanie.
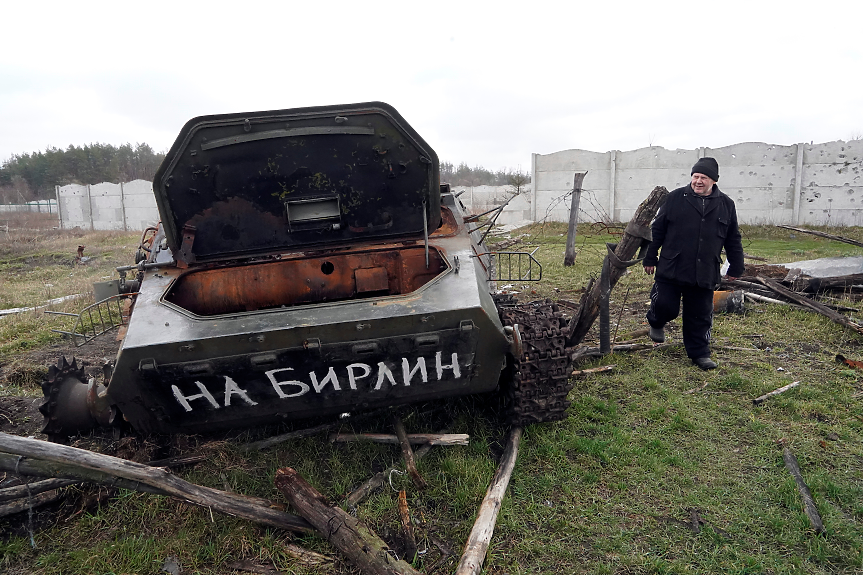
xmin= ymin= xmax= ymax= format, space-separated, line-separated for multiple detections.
xmin=691 ymin=157 xmax=719 ymax=181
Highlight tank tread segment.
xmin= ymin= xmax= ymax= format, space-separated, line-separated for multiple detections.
xmin=495 ymin=297 xmax=575 ymax=426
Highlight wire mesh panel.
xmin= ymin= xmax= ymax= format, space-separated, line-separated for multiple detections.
xmin=47 ymin=294 xmax=132 ymax=347
xmin=489 ymin=251 xmax=542 ymax=282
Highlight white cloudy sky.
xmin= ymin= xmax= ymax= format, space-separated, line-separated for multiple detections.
xmin=2 ymin=0 xmax=861 ymax=172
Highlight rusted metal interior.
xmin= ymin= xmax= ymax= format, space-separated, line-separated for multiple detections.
xmin=164 ymin=246 xmax=448 ymax=316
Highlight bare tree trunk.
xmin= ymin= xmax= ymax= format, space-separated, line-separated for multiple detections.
xmin=566 ymin=186 xmax=668 ymax=347
xmin=274 ymin=467 xmax=422 ymax=575
xmin=455 ymin=427 xmax=522 ymax=575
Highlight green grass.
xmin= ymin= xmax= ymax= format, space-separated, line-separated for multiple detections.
xmin=2 ymin=224 xmax=863 ymax=573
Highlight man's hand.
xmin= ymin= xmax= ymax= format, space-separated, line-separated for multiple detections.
xmin=644 ymin=266 xmax=655 ymax=275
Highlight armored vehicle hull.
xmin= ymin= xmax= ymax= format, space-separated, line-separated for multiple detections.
xmin=42 ymin=102 xmax=572 ymax=438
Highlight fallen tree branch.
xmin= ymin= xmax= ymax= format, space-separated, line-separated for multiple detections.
xmin=756 ymin=276 xmax=863 ymax=336
xmin=241 ymin=423 xmax=338 ymax=452
xmin=393 ymin=416 xmax=427 ymax=490
xmin=0 ymin=489 xmax=65 ymax=518
xmin=330 ymin=433 xmax=469 ymax=446
xmin=571 ymin=365 xmax=616 ymax=377
xmin=0 ymin=477 xmax=78 ymax=503
xmin=455 ymin=427 xmax=523 ymax=575
xmin=0 ymin=433 xmax=314 ymax=534
xmin=397 ymin=489 xmax=417 ymax=561
xmin=778 ymin=225 xmax=863 ymax=249
xmin=275 ymin=467 xmax=422 ymax=575
xmin=782 ymin=447 xmax=825 ymax=534
xmin=753 ymin=381 xmax=801 ymax=405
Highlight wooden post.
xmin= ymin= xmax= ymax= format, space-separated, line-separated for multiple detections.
xmin=566 ymin=186 xmax=669 ymax=347
xmin=455 ymin=427 xmax=522 ymax=575
xmin=275 ymin=468 xmax=422 ymax=575
xmin=86 ymin=184 xmax=94 ymax=231
xmin=563 ymin=171 xmax=587 ymax=266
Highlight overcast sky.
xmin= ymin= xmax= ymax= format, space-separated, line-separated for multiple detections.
xmin=2 ymin=1 xmax=861 ymax=173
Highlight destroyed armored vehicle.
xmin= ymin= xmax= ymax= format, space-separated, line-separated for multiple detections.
xmin=42 ymin=102 xmax=573 ymax=439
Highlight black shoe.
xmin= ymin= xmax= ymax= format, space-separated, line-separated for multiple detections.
xmin=692 ymin=357 xmax=717 ymax=371
xmin=649 ymin=326 xmax=665 ymax=343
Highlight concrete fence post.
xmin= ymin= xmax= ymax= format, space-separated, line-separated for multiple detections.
xmin=55 ymin=185 xmax=63 ymax=229
xmin=793 ymin=143 xmax=804 ymax=225
xmin=530 ymin=153 xmax=538 ymax=222
xmin=86 ymin=184 xmax=94 ymax=231
xmin=608 ymin=151 xmax=617 ymax=222
xmin=120 ymin=181 xmax=128 ymax=231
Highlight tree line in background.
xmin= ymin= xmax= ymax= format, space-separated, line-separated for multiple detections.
xmin=0 ymin=144 xmax=530 ymax=204
xmin=440 ymin=161 xmax=530 ymax=189
xmin=0 ymin=143 xmax=165 ymax=204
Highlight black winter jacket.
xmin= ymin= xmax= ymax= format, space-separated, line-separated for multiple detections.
xmin=643 ymin=184 xmax=745 ymax=289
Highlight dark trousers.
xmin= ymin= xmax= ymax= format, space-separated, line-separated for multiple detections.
xmin=646 ymin=280 xmax=714 ymax=359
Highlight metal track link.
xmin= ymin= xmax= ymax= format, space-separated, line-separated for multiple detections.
xmin=495 ymin=297 xmax=574 ymax=426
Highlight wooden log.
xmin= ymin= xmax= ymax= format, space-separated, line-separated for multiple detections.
xmin=0 ymin=433 xmax=313 ymax=534
xmin=753 ymin=381 xmax=801 ymax=405
xmin=566 ymin=186 xmax=669 ymax=347
xmin=0 ymin=489 xmax=65 ymax=518
xmin=274 ymin=467 xmax=422 ymax=575
xmin=563 ymin=172 xmax=587 ymax=266
xmin=455 ymin=427 xmax=523 ymax=575
xmin=795 ymin=273 xmax=863 ymax=293
xmin=756 ymin=276 xmax=863 ymax=336
xmin=778 ymin=224 xmax=863 ymax=248
xmin=0 ymin=477 xmax=78 ymax=502
xmin=397 ymin=489 xmax=417 ymax=561
xmin=345 ymin=435 xmax=440 ymax=508
xmin=331 ymin=433 xmax=469 ymax=446
xmin=782 ymin=447 xmax=825 ymax=534
xmin=392 ymin=416 xmax=428 ymax=490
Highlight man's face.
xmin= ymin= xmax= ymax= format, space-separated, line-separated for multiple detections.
xmin=691 ymin=173 xmax=715 ymax=196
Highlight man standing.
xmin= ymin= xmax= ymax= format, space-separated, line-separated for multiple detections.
xmin=642 ymin=157 xmax=745 ymax=370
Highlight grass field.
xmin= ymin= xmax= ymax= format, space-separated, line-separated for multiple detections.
xmin=0 ymin=223 xmax=862 ymax=574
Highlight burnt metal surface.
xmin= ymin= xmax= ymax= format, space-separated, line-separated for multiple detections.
xmin=154 ymin=102 xmax=440 ymax=264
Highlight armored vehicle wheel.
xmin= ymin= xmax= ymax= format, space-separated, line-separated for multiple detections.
xmin=40 ymin=356 xmax=114 ymax=442
xmin=496 ymin=298 xmax=574 ymax=426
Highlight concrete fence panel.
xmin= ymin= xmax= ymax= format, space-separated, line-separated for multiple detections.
xmin=56 ymin=180 xmax=160 ymax=231
xmin=533 ymin=139 xmax=863 ymax=226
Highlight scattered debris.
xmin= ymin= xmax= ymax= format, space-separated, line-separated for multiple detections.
xmin=778 ymin=225 xmax=863 ymax=249
xmin=781 ymin=447 xmax=825 ymax=534
xmin=836 ymin=354 xmax=863 ymax=369
xmin=753 ymin=381 xmax=801 ymax=405
xmin=571 ymin=365 xmax=616 ymax=377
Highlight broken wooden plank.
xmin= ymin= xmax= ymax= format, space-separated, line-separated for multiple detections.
xmin=455 ymin=427 xmax=523 ymax=575
xmin=563 ymin=171 xmax=587 ymax=266
xmin=778 ymin=225 xmax=863 ymax=249
xmin=330 ymin=433 xmax=469 ymax=446
xmin=393 ymin=416 xmax=428 ymax=490
xmin=274 ymin=467 xmax=422 ymax=575
xmin=782 ymin=447 xmax=824 ymax=534
xmin=753 ymin=381 xmax=801 ymax=405
xmin=0 ymin=433 xmax=314 ymax=534
xmin=756 ymin=275 xmax=863 ymax=335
